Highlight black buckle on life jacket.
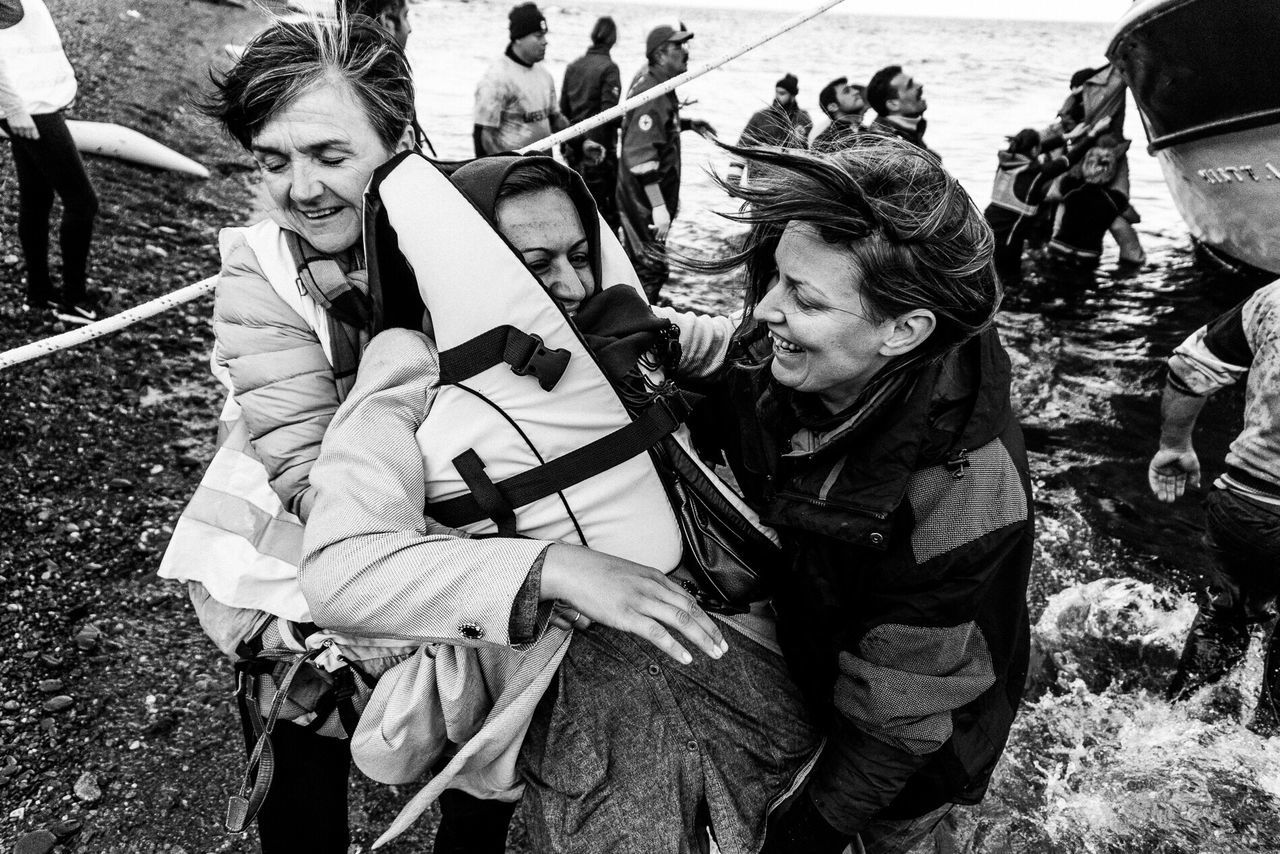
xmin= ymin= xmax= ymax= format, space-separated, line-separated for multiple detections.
xmin=510 ymin=332 xmax=571 ymax=391
xmin=945 ymin=448 xmax=971 ymax=480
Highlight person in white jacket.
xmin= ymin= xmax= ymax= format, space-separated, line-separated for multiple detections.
xmin=0 ymin=0 xmax=101 ymax=323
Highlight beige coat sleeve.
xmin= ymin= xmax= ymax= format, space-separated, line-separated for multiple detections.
xmin=212 ymin=228 xmax=337 ymax=522
xmin=301 ymin=328 xmax=551 ymax=647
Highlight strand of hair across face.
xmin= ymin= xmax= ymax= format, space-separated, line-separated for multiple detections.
xmin=0 ymin=0 xmax=851 ymax=372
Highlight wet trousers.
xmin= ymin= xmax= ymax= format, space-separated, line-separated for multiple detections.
xmin=566 ymin=149 xmax=621 ymax=237
xmin=1168 ymin=487 xmax=1280 ymax=719
xmin=1 ymin=111 xmax=98 ymax=303
xmin=619 ymin=207 xmax=670 ymax=303
xmin=519 ymin=621 xmax=819 ymax=854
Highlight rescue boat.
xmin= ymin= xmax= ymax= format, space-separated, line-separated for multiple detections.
xmin=1107 ymin=0 xmax=1280 ymax=275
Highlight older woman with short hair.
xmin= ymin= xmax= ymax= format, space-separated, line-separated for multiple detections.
xmin=652 ymin=134 xmax=1035 ymax=854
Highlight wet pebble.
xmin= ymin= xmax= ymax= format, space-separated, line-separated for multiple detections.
xmin=12 ymin=830 xmax=57 ymax=854
xmin=74 ymin=772 xmax=102 ymax=802
xmin=42 ymin=695 xmax=73 ymax=713
xmin=50 ymin=819 xmax=82 ymax=838
xmin=75 ymin=623 xmax=102 ymax=651
xmin=37 ymin=679 xmax=63 ymax=693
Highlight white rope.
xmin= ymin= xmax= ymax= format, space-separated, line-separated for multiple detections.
xmin=0 ymin=277 xmax=216 ymax=371
xmin=519 ymin=0 xmax=851 ymax=154
xmin=0 ymin=0 xmax=850 ymax=372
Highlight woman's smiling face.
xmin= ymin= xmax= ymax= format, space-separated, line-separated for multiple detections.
xmin=251 ymin=79 xmax=395 ymax=255
xmin=752 ymin=221 xmax=898 ymax=413
xmin=496 ymin=187 xmax=596 ymax=316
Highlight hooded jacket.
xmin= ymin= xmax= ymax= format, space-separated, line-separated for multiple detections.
xmin=701 ymin=325 xmax=1033 ymax=832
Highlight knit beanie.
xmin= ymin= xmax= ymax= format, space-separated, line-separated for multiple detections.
xmin=509 ymin=3 xmax=546 ymax=41
xmin=776 ymin=73 xmax=799 ymax=97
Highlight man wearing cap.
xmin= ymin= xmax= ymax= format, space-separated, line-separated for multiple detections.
xmin=561 ymin=16 xmax=623 ymax=233
xmin=617 ymin=21 xmax=716 ymax=302
xmin=866 ymin=64 xmax=937 ymax=158
xmin=812 ymin=77 xmax=867 ymax=152
xmin=726 ymin=74 xmax=812 ymax=186
xmin=473 ymin=2 xmax=568 ymax=156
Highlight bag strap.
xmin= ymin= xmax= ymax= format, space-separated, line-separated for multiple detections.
xmin=225 ymin=647 xmax=324 ymax=833
xmin=438 ymin=325 xmax=572 ymax=392
xmin=426 ymin=392 xmax=689 ymax=529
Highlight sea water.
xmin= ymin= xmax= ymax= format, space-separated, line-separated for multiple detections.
xmin=408 ymin=0 xmax=1260 ymax=591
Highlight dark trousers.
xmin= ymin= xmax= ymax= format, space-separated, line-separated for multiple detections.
xmin=992 ymin=231 xmax=1026 ymax=288
xmin=566 ymin=149 xmax=621 ymax=238
xmin=254 ymin=720 xmax=352 ymax=854
xmin=241 ymin=713 xmax=516 ymax=853
xmin=1169 ymin=488 xmax=1280 ymax=719
xmin=2 ymin=111 xmax=99 ymax=303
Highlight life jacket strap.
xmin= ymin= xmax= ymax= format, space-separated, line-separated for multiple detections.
xmin=427 ymin=393 xmax=689 ymax=530
xmin=438 ymin=325 xmax=572 ymax=392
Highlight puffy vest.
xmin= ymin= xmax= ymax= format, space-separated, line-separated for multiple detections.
xmin=988 ymin=152 xmax=1038 ymax=217
xmin=368 ymin=151 xmax=686 ymax=568
xmin=0 ymin=0 xmax=76 ymax=117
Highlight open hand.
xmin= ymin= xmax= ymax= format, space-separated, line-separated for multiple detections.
xmin=541 ymin=543 xmax=728 ymax=664
xmin=1148 ymin=446 xmax=1200 ymax=503
xmin=650 ymin=203 xmax=672 ymax=241
xmin=8 ymin=110 xmax=38 ymax=140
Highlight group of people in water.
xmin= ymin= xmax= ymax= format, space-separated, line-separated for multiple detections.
xmin=164 ymin=7 xmax=1035 ymax=854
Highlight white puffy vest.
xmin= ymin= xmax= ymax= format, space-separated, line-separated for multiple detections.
xmin=0 ymin=0 xmax=76 ymax=117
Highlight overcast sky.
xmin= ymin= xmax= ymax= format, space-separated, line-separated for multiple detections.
xmin=598 ymin=0 xmax=1136 ymax=23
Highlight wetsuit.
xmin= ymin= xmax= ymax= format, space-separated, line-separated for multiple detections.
xmin=473 ymin=45 xmax=561 ymax=156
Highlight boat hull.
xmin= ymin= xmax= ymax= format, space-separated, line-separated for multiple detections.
xmin=1154 ymin=124 xmax=1280 ymax=274
xmin=0 ymin=120 xmax=209 ymax=178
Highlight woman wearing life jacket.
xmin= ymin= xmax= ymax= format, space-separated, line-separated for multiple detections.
xmin=982 ymin=116 xmax=1109 ymax=286
xmin=651 ymin=134 xmax=1034 ymax=854
xmin=174 ymin=16 xmax=506 ymax=854
xmin=301 ymin=153 xmax=820 ymax=853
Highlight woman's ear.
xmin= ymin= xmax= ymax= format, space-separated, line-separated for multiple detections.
xmin=880 ymin=309 xmax=935 ymax=357
xmin=396 ymin=123 xmax=415 ymax=153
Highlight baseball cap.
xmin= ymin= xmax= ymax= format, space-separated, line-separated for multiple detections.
xmin=646 ymin=22 xmax=693 ymax=57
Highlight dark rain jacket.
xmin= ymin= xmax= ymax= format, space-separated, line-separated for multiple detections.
xmin=559 ymin=46 xmax=622 ymax=163
xmin=700 ymin=325 xmax=1033 ymax=832
xmin=738 ymin=100 xmax=813 ymax=149
xmin=870 ymin=115 xmax=938 ymax=160
xmin=812 ymin=116 xmax=862 ymax=152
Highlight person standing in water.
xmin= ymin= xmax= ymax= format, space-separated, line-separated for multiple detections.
xmin=616 ymin=21 xmax=715 ymax=303
xmin=0 ymin=0 xmax=101 ymax=324
xmin=560 ymin=15 xmax=622 ymax=234
xmin=811 ymin=76 xmax=867 ymax=152
xmin=727 ymin=73 xmax=813 ymax=186
xmin=866 ymin=64 xmax=937 ymax=159
xmin=1149 ymin=281 xmax=1280 ymax=732
xmin=473 ymin=2 xmax=567 ymax=157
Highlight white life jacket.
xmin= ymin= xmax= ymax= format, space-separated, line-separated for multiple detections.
xmin=372 ymin=151 xmax=686 ymax=569
xmin=988 ymin=151 xmax=1039 ymax=217
xmin=0 ymin=0 xmax=76 ymax=117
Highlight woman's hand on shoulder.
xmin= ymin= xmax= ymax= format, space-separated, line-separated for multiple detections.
xmin=540 ymin=543 xmax=729 ymax=664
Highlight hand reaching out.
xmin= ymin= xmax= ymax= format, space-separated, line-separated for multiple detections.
xmin=1148 ymin=446 xmax=1200 ymax=503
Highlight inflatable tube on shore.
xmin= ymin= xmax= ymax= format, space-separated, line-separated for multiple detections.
xmin=0 ymin=120 xmax=210 ymax=178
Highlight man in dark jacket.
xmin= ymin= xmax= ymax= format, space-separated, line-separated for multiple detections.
xmin=692 ymin=136 xmax=1031 ymax=853
xmin=867 ymin=64 xmax=938 ymax=159
xmin=727 ymin=73 xmax=812 ymax=185
xmin=616 ymin=21 xmax=714 ymax=302
xmin=811 ymin=76 xmax=866 ymax=152
xmin=560 ymin=16 xmax=622 ymax=233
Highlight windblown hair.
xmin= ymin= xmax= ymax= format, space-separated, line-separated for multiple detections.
xmin=197 ymin=14 xmax=415 ymax=152
xmin=697 ymin=133 xmax=1000 ymax=366
xmin=866 ymin=64 xmax=902 ymax=116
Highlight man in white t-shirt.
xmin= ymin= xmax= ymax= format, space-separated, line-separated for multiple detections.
xmin=473 ymin=3 xmax=567 ymax=156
